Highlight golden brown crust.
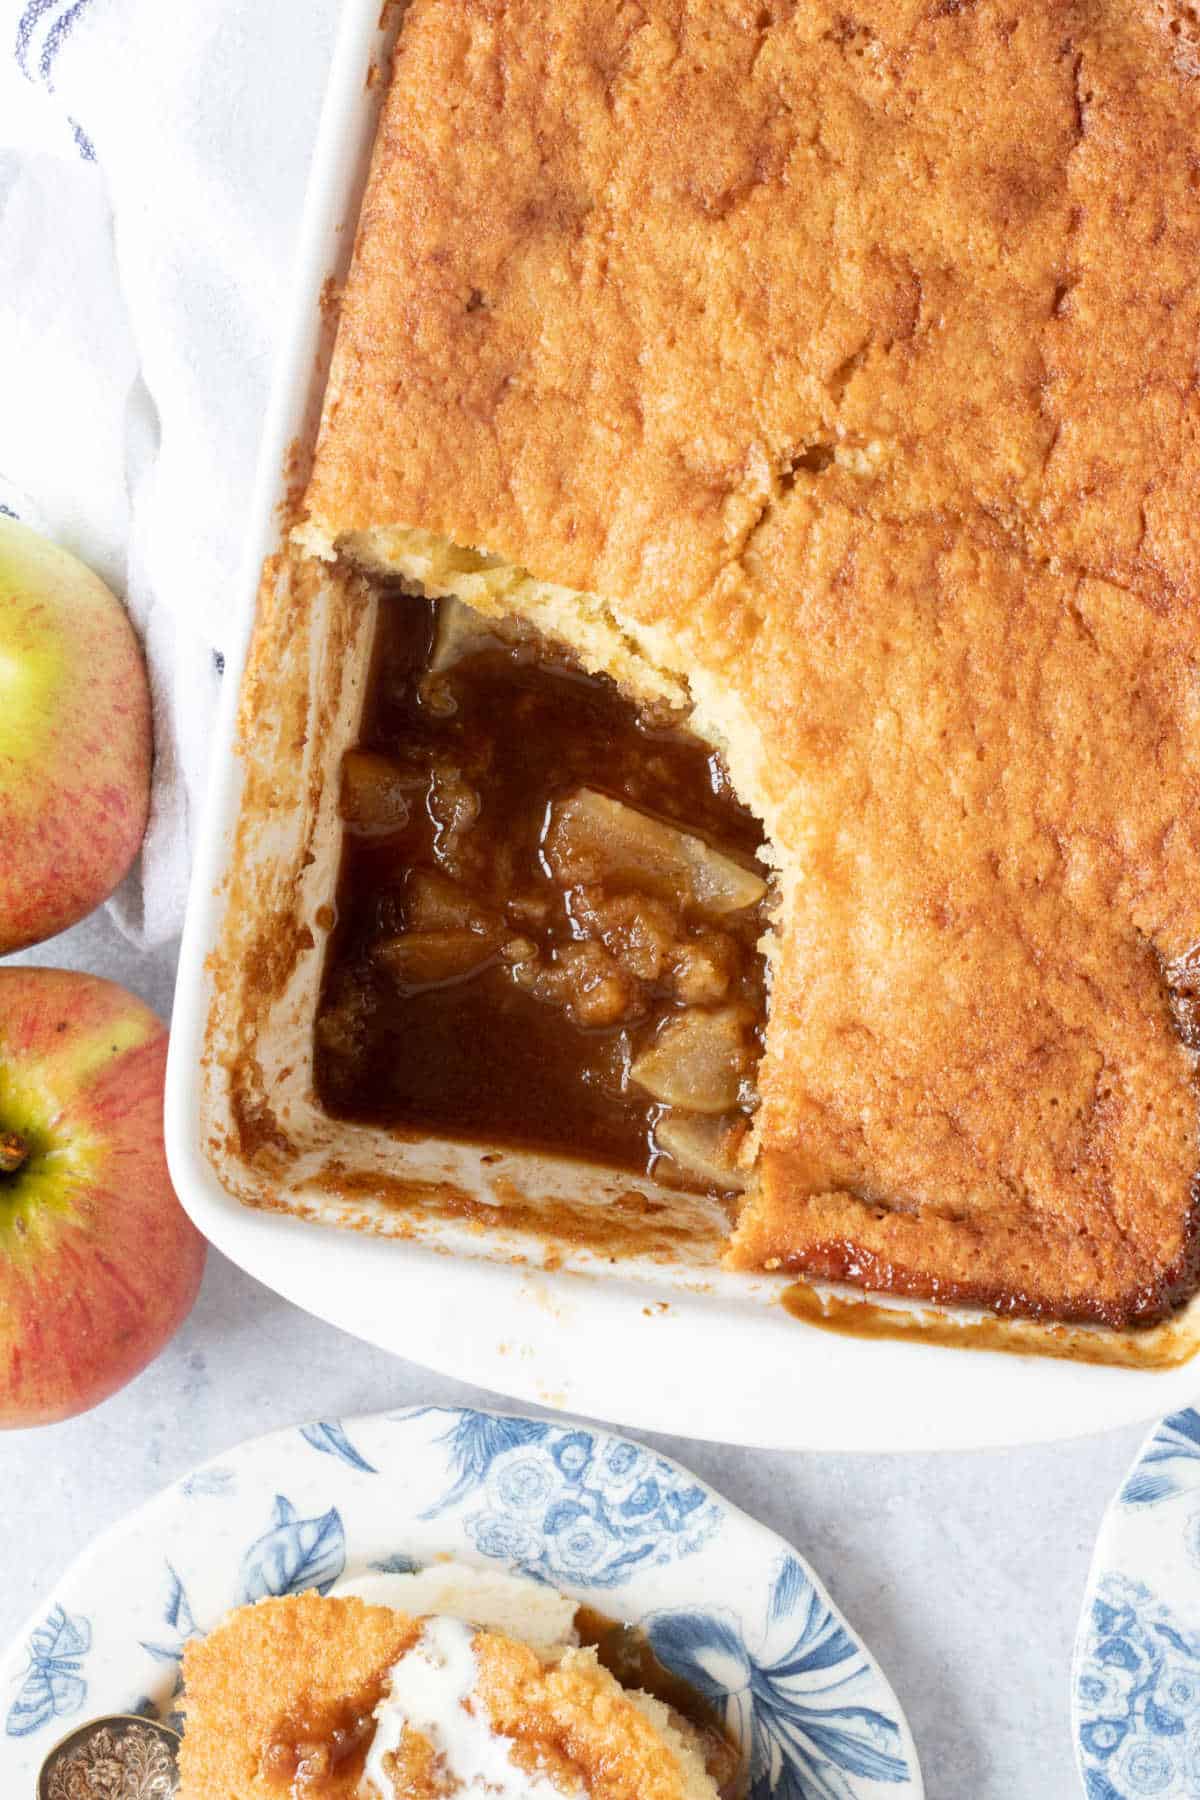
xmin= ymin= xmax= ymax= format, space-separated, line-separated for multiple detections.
xmin=178 ymin=1595 xmax=419 ymax=1797
xmin=301 ymin=0 xmax=1200 ymax=1328
xmin=473 ymin=1636 xmax=713 ymax=1800
xmin=305 ymin=0 xmax=1200 ymax=610
xmin=721 ymin=489 xmax=1200 ymax=1325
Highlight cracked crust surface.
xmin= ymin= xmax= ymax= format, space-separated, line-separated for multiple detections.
xmin=301 ymin=0 xmax=1200 ymax=1328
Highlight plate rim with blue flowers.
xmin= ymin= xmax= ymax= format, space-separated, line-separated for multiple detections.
xmin=1 ymin=1405 xmax=922 ymax=1799
xmin=1073 ymin=1406 xmax=1200 ymax=1800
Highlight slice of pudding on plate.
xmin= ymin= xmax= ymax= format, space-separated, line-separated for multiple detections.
xmin=178 ymin=1565 xmax=735 ymax=1799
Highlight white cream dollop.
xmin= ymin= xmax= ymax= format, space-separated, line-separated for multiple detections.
xmin=362 ymin=1614 xmax=574 ymax=1798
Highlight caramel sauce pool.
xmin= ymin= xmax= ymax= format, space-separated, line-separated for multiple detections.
xmin=314 ymin=594 xmax=767 ymax=1188
xmin=261 ymin=1685 xmax=382 ymax=1794
xmin=576 ymin=1607 xmax=743 ymax=1798
xmin=780 ymin=1279 xmax=1195 ymax=1366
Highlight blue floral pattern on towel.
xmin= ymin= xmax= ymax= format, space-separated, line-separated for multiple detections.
xmin=14 ymin=0 xmax=98 ymax=160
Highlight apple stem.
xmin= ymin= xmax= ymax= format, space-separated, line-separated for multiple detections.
xmin=0 ymin=1133 xmax=28 ymax=1175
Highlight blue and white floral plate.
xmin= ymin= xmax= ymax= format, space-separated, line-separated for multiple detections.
xmin=1074 ymin=1406 xmax=1200 ymax=1798
xmin=1 ymin=1406 xmax=921 ymax=1798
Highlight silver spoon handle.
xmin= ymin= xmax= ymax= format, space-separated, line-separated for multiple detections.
xmin=38 ymin=1713 xmax=180 ymax=1799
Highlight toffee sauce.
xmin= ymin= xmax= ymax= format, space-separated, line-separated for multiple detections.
xmin=575 ymin=1606 xmax=744 ymax=1798
xmin=260 ymin=1685 xmax=383 ymax=1795
xmin=314 ymin=594 xmax=768 ymax=1188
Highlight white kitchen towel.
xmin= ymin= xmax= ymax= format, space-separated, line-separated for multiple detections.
xmin=0 ymin=0 xmax=339 ymax=944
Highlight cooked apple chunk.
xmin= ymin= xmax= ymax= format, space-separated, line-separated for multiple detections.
xmin=405 ymin=870 xmax=501 ymax=937
xmin=630 ymin=1006 xmax=753 ymax=1113
xmin=544 ymin=790 xmax=766 ymax=917
xmin=429 ymin=596 xmax=506 ymax=671
xmin=339 ymin=750 xmax=424 ymax=834
xmin=373 ymin=930 xmax=498 ymax=986
xmin=655 ymin=1112 xmax=750 ymax=1193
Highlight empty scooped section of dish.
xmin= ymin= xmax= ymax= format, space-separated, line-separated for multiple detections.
xmin=199 ymin=545 xmax=765 ymax=1275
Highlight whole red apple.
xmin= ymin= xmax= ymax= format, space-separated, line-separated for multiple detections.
xmin=0 ymin=518 xmax=152 ymax=954
xmin=0 ymin=968 xmax=205 ymax=1426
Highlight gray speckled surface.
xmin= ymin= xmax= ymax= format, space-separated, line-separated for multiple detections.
xmin=2 ymin=911 xmax=1167 ymax=1799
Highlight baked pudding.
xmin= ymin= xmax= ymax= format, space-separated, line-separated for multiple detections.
xmin=207 ymin=0 xmax=1200 ymax=1355
xmin=177 ymin=1568 xmax=737 ymax=1799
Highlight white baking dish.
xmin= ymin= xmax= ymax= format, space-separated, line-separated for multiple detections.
xmin=165 ymin=0 xmax=1200 ymax=1452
